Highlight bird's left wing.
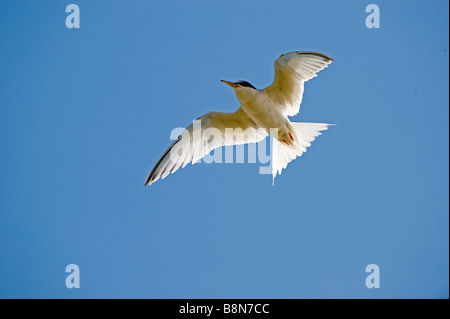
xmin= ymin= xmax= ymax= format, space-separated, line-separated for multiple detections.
xmin=264 ymin=52 xmax=333 ymax=117
xmin=145 ymin=107 xmax=267 ymax=186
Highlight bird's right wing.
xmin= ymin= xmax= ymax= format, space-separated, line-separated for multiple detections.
xmin=264 ymin=52 xmax=333 ymax=117
xmin=145 ymin=107 xmax=267 ymax=186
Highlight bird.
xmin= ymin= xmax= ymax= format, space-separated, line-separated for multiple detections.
xmin=145 ymin=51 xmax=333 ymax=186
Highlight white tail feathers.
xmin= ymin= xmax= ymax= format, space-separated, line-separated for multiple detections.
xmin=272 ymin=122 xmax=332 ymax=184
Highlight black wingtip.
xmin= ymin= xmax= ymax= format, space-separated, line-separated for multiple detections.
xmin=144 ymin=172 xmax=153 ymax=186
xmin=144 ymin=175 xmax=152 ymax=186
xmin=297 ymin=51 xmax=333 ymax=62
xmin=144 ymin=136 xmax=182 ymax=188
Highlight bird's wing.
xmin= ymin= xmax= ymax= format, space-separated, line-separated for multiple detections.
xmin=264 ymin=52 xmax=333 ymax=117
xmin=145 ymin=107 xmax=267 ymax=186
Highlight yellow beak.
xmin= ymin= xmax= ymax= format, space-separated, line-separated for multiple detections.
xmin=221 ymin=80 xmax=239 ymax=88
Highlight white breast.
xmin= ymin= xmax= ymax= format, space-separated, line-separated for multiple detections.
xmin=238 ymin=89 xmax=288 ymax=134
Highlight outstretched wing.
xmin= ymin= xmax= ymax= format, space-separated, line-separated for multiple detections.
xmin=264 ymin=52 xmax=333 ymax=117
xmin=145 ymin=107 xmax=267 ymax=186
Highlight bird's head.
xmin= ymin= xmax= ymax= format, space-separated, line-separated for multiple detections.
xmin=221 ymin=80 xmax=256 ymax=90
xmin=221 ymin=80 xmax=258 ymax=103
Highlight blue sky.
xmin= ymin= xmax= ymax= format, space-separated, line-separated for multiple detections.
xmin=0 ymin=0 xmax=448 ymax=298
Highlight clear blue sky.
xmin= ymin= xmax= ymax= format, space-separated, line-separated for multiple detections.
xmin=0 ymin=0 xmax=448 ymax=299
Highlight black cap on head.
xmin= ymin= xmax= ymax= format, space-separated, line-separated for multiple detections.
xmin=235 ymin=80 xmax=256 ymax=89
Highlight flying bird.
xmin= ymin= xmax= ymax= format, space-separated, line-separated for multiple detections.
xmin=145 ymin=51 xmax=333 ymax=186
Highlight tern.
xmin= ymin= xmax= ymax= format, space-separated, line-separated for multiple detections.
xmin=145 ymin=51 xmax=333 ymax=186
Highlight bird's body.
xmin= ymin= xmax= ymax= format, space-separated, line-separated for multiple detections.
xmin=240 ymin=89 xmax=293 ymax=141
xmin=145 ymin=51 xmax=334 ymax=186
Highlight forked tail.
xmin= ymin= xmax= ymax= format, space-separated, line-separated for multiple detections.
xmin=272 ymin=122 xmax=333 ymax=184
